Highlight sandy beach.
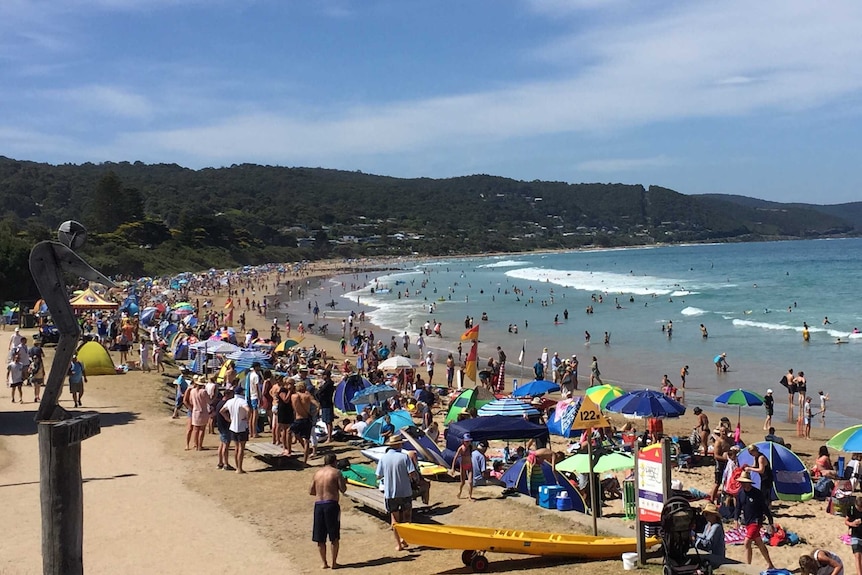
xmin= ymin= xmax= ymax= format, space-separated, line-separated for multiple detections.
xmin=1 ymin=264 xmax=858 ymax=575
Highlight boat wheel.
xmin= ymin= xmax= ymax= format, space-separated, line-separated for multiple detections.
xmin=470 ymin=554 xmax=489 ymax=573
xmin=461 ymin=550 xmax=476 ymax=566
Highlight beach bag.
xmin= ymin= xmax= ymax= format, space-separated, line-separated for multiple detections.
xmin=814 ymin=477 xmax=834 ymax=500
xmin=768 ymin=525 xmax=786 ymax=546
xmin=725 ymin=467 xmax=743 ymax=496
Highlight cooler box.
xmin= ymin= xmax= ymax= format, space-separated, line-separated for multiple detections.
xmin=556 ymin=492 xmax=573 ymax=511
xmin=538 ymin=485 xmax=563 ymax=508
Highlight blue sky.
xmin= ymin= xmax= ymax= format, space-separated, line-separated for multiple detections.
xmin=3 ymin=0 xmax=862 ymax=204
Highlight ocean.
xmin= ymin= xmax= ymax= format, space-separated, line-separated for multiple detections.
xmin=297 ymin=239 xmax=862 ymax=429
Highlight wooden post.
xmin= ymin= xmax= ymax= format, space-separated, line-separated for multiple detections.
xmin=588 ymin=439 xmax=599 ymax=535
xmin=39 ymin=423 xmax=83 ymax=575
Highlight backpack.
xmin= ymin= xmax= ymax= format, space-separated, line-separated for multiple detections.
xmin=814 ymin=476 xmax=834 ymax=500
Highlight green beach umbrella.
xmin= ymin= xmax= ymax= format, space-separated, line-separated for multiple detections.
xmin=826 ymin=425 xmax=862 ymax=453
xmin=584 ymin=384 xmax=626 ymax=410
xmin=714 ymin=388 xmax=764 ymax=425
xmin=556 ymin=450 xmax=635 ymax=474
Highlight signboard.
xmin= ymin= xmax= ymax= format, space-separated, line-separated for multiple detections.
xmin=637 ymin=444 xmax=664 ymax=522
xmin=49 ymin=414 xmax=101 ymax=447
xmin=570 ymin=396 xmax=610 ymax=430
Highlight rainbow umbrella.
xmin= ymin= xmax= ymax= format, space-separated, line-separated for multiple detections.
xmin=827 ymin=425 xmax=862 ymax=453
xmin=274 ymin=338 xmax=304 ymax=353
xmin=714 ymin=388 xmax=764 ymax=425
xmin=585 ymin=384 xmax=626 ymax=409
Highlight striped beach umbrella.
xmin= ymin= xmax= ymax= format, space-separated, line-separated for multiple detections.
xmin=827 ymin=425 xmax=862 ymax=453
xmin=714 ymin=388 xmax=764 ymax=425
xmin=585 ymin=384 xmax=626 ymax=409
xmin=477 ymin=398 xmax=541 ymax=418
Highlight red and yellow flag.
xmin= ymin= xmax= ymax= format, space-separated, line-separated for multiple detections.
xmin=465 ymin=341 xmax=478 ymax=382
xmin=461 ymin=324 xmax=479 ymax=341
xmin=224 ymin=297 xmax=234 ymax=310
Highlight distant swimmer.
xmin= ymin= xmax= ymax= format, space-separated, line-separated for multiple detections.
xmin=836 ymin=338 xmax=847 ymax=344
xmin=584 ymin=330 xmax=591 ymax=344
xmin=823 ymin=316 xmax=831 ymax=325
xmin=700 ymin=324 xmax=708 ymax=339
xmin=802 ymin=326 xmax=810 ymax=342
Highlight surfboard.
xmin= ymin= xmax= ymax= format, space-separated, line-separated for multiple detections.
xmin=342 ymin=463 xmax=378 ymax=488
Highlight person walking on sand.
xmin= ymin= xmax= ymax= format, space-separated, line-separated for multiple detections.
xmin=291 ymin=381 xmax=319 ymax=464
xmin=6 ymin=349 xmax=25 ymax=404
xmin=220 ymin=385 xmax=250 ymax=473
xmin=451 ymin=434 xmax=475 ymax=500
xmin=589 ymin=356 xmax=602 ymax=386
xmin=310 ymin=452 xmax=347 ymax=569
xmin=376 ymin=435 xmax=418 ymax=552
xmin=68 ymin=353 xmax=87 ymax=408
xmin=735 ymin=471 xmax=775 ymax=570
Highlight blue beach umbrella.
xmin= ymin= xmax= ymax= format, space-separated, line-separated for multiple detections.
xmin=477 ymin=398 xmax=541 ymax=418
xmin=511 ymin=379 xmax=560 ymax=398
xmin=605 ymin=389 xmax=686 ymax=419
xmin=714 ymin=388 xmax=764 ymax=425
xmin=351 ymin=384 xmax=398 ymax=407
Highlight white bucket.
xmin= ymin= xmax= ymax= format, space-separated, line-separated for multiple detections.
xmin=622 ymin=552 xmax=638 ymax=570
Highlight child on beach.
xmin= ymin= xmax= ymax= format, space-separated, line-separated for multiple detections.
xmin=804 ymin=396 xmax=813 ymax=439
xmin=819 ymin=391 xmax=829 ymax=421
xmin=451 ymin=434 xmax=475 ymax=500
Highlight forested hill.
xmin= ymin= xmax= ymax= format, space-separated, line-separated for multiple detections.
xmin=0 ymin=156 xmax=857 ymax=301
xmin=696 ymin=193 xmax=862 ymax=233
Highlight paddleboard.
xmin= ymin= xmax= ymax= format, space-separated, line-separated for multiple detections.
xmin=341 ymin=463 xmax=378 ymax=488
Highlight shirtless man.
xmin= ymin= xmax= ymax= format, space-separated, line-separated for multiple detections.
xmin=710 ymin=427 xmax=732 ymax=502
xmin=694 ymin=407 xmax=710 ymax=455
xmin=309 ymin=453 xmax=346 ymax=569
xmin=291 ymin=381 xmax=320 ymax=463
xmin=680 ymin=365 xmax=689 ymax=388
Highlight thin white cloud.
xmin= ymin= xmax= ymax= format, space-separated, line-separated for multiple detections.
xmin=46 ymin=85 xmax=155 ymax=119
xmin=577 ymin=156 xmax=673 ymax=173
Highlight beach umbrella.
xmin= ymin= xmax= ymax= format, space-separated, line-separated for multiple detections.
xmin=172 ymin=302 xmax=194 ymax=310
xmin=378 ymin=355 xmax=417 ymax=370
xmin=585 ymin=384 xmax=626 ymax=410
xmin=227 ymin=349 xmax=271 ymax=363
xmin=274 ymin=338 xmax=304 ymax=353
xmin=556 ymin=450 xmax=635 ymax=475
xmin=511 ymin=379 xmax=560 ymax=398
xmin=714 ymin=388 xmax=764 ymax=425
xmin=190 ymin=340 xmax=240 ymax=355
xmin=351 ymin=384 xmax=398 ymax=406
xmin=605 ymin=389 xmax=686 ymax=419
xmin=827 ymin=425 xmax=862 ymax=453
xmin=477 ymin=398 xmax=540 ymax=418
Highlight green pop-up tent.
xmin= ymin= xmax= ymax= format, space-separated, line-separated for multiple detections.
xmin=444 ymin=386 xmax=496 ymax=425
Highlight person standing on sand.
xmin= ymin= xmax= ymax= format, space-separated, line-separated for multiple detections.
xmin=246 ymin=362 xmax=262 ymax=438
xmin=763 ymin=389 xmax=774 ymax=430
xmin=172 ymin=368 xmax=192 ymax=419
xmin=310 ymin=452 xmax=347 ymax=570
xmin=735 ymin=471 xmax=775 ymax=570
xmin=291 ymin=381 xmax=319 ymax=464
xmin=220 ymin=386 xmax=250 ymax=473
xmin=215 ymin=385 xmax=235 ymax=471
xmin=693 ymin=407 xmax=710 ymax=455
xmin=710 ymin=427 xmax=731 ymax=501
xmin=187 ymin=376 xmax=211 ymax=451
xmin=452 ymin=434 xmax=475 ymax=500
xmin=376 ymin=435 xmax=418 ymax=552
xmin=844 ymin=496 xmax=862 ymax=575
xmin=317 ymin=370 xmax=336 ymax=443
xmin=796 ymin=371 xmax=808 ymax=410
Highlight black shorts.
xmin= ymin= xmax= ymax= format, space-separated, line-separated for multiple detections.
xmin=715 ymin=462 xmax=727 ymax=484
xmin=385 ymin=496 xmax=412 ymax=514
xmin=291 ymin=417 xmax=312 ymax=439
xmin=312 ymin=501 xmax=341 ymax=543
xmin=277 ymin=407 xmax=294 ymax=425
xmin=230 ymin=430 xmax=249 ymax=443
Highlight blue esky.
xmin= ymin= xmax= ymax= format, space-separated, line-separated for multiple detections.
xmin=3 ymin=0 xmax=862 ymax=204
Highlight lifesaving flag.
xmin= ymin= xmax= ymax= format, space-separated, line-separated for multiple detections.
xmin=461 ymin=324 xmax=479 ymax=341
xmin=465 ymin=341 xmax=478 ymax=382
xmin=518 ymin=340 xmax=525 ymax=365
xmin=224 ymin=297 xmax=234 ymax=310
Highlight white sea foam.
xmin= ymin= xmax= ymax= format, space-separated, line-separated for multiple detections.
xmin=670 ymin=290 xmax=697 ymax=297
xmin=505 ymin=267 xmax=689 ymax=296
xmin=681 ymin=307 xmax=708 ymax=316
xmin=732 ymin=319 xmax=801 ymax=332
xmin=478 ymin=260 xmax=529 ymax=268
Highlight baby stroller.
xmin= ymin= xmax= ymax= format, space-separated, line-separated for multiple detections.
xmin=660 ymin=497 xmax=712 ymax=575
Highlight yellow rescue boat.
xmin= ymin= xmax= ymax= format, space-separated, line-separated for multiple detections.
xmin=394 ymin=523 xmax=659 ymax=571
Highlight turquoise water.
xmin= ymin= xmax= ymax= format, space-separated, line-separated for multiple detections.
xmin=324 ymin=239 xmax=862 ymax=428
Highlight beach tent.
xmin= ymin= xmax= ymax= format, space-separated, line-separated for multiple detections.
xmin=334 ymin=374 xmax=370 ymax=413
xmin=69 ymin=287 xmax=118 ymax=310
xmin=501 ymin=457 xmax=587 ymax=512
xmin=444 ymin=387 xmax=497 ymax=425
xmin=737 ymin=441 xmax=814 ymax=502
xmin=445 ymin=415 xmax=550 ymax=453
xmin=361 ymin=410 xmax=416 ymax=445
xmin=546 ymin=397 xmax=583 ymax=438
xmin=76 ymin=341 xmax=116 ymax=376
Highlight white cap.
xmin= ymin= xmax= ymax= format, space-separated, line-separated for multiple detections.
xmin=671 ymin=479 xmax=684 ymax=490
xmin=766 ymin=389 xmax=773 ymax=394
xmin=14 ymin=327 xmax=19 ymax=332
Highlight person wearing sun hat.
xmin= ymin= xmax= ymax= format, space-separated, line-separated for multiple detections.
xmin=695 ymin=502 xmax=726 ymax=562
xmin=734 ymin=470 xmax=775 ymax=569
xmin=375 ymin=434 xmax=418 ymax=552
xmin=763 ymin=388 xmax=775 ymax=430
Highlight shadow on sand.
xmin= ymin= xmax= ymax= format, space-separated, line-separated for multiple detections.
xmin=0 ymin=408 xmax=140 ymax=437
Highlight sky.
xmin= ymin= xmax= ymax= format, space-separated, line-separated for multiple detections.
xmin=3 ymin=0 xmax=862 ymax=204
